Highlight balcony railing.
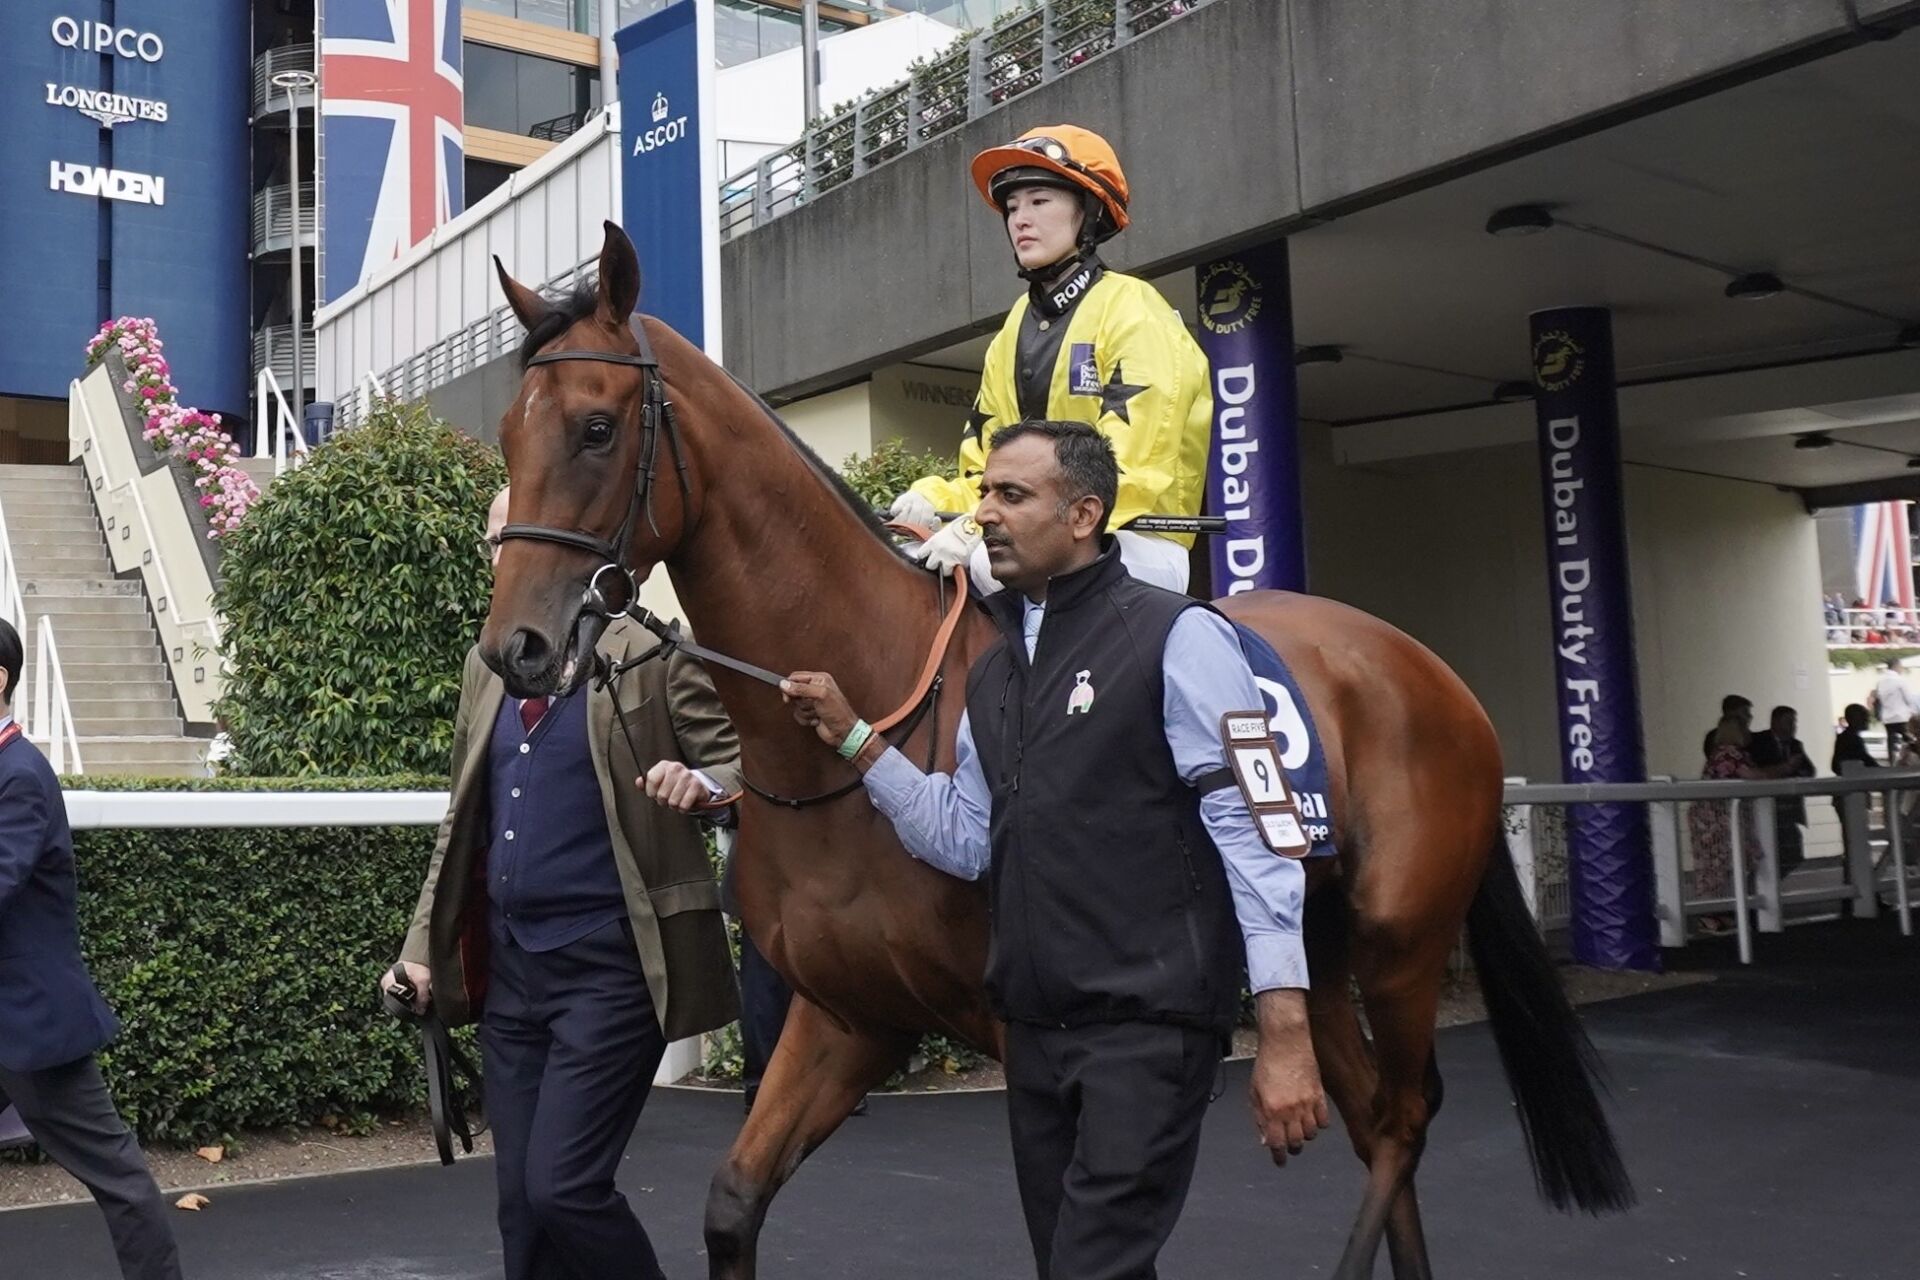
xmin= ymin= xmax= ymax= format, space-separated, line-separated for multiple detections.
xmin=718 ymin=0 xmax=1206 ymax=242
xmin=252 ymin=184 xmax=318 ymax=253
xmin=253 ymin=44 xmax=317 ymax=116
xmin=253 ymin=324 xmax=315 ymax=393
xmin=331 ymin=258 xmax=601 ymax=428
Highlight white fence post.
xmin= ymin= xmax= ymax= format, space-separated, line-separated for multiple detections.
xmin=1649 ymin=774 xmax=1686 ymax=949
xmin=1752 ymin=795 xmax=1783 ymax=934
xmin=1502 ymin=777 xmax=1538 ymax=920
xmin=1839 ymin=761 xmax=1879 ymax=919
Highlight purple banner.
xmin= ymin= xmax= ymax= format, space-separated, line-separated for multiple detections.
xmin=1198 ymin=241 xmax=1305 ymax=594
xmin=1530 ymin=306 xmax=1659 ymax=971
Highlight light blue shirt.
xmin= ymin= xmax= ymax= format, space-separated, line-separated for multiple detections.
xmin=863 ymin=603 xmax=1309 ymax=992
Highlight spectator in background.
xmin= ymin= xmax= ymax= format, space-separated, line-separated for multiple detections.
xmin=1872 ymin=657 xmax=1918 ymax=762
xmin=1748 ymin=706 xmax=1816 ymax=880
xmin=1689 ymin=716 xmax=1799 ymax=934
xmin=1703 ymin=695 xmax=1753 ymax=760
xmin=1833 ymin=703 xmax=1880 ymax=775
xmin=0 ymin=618 xmax=182 ymax=1280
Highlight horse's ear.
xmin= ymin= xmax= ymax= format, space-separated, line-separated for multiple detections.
xmin=495 ymin=256 xmax=556 ymax=332
xmin=595 ymin=220 xmax=642 ymax=326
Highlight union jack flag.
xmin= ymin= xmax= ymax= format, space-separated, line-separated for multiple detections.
xmin=320 ymin=0 xmax=464 ymax=303
xmin=1853 ymin=500 xmax=1916 ymax=610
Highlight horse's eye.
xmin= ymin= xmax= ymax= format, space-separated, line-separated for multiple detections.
xmin=583 ymin=418 xmax=615 ymax=447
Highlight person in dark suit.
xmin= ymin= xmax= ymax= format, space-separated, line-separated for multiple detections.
xmin=1832 ymin=703 xmax=1880 ymax=775
xmin=0 ymin=619 xmax=181 ymax=1279
xmin=1748 ymin=705 xmax=1815 ymax=879
xmin=383 ymin=488 xmax=743 ymax=1280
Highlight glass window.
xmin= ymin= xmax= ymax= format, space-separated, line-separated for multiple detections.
xmin=466 ymin=159 xmax=518 ymax=204
xmin=463 ymin=42 xmax=601 ymax=137
xmin=464 ymin=0 xmax=595 ymax=32
xmin=708 ymin=1 xmax=851 ymax=68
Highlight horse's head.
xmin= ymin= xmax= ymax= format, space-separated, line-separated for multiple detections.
xmin=480 ymin=221 xmax=697 ymax=697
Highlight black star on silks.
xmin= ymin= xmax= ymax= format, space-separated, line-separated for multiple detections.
xmin=966 ymin=408 xmax=991 ymax=444
xmin=1100 ymin=363 xmax=1148 ymax=424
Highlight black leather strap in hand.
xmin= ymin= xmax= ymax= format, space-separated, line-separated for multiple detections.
xmin=383 ymin=964 xmax=485 ymax=1166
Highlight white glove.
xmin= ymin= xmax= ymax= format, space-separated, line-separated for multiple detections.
xmin=888 ymin=490 xmax=938 ymax=529
xmin=910 ymin=513 xmax=983 ymax=573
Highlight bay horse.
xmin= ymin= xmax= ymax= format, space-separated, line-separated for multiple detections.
xmin=478 ymin=223 xmax=1631 ymax=1280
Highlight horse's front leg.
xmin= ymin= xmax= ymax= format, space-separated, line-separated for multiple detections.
xmin=704 ymin=997 xmax=910 ymax=1280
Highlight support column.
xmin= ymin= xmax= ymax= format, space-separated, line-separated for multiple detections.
xmin=1198 ymin=242 xmax=1305 ymax=594
xmin=1530 ymin=306 xmax=1659 ymax=970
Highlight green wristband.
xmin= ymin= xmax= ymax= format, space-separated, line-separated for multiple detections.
xmin=837 ymin=719 xmax=875 ymax=761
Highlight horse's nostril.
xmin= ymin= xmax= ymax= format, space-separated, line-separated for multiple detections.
xmin=509 ymin=627 xmax=551 ymax=674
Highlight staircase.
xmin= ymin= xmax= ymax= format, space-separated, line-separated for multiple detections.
xmin=0 ymin=464 xmax=209 ymax=777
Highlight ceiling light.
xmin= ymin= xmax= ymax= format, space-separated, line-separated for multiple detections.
xmin=1492 ymin=380 xmax=1534 ymax=403
xmin=1294 ymin=346 xmax=1344 ymax=366
xmin=1793 ymin=433 xmax=1835 ymax=450
xmin=1725 ymin=272 xmax=1785 ymax=301
xmin=1485 ymin=205 xmax=1555 ymax=237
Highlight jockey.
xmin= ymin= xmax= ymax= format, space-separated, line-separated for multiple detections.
xmin=888 ymin=125 xmax=1213 ymax=594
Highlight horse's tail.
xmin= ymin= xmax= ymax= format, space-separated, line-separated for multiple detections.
xmin=1464 ymin=833 xmax=1635 ymax=1214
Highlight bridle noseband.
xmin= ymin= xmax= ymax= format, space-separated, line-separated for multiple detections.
xmin=496 ymin=325 xmax=691 ymax=619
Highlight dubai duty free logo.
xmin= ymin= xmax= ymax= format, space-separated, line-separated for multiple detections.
xmin=1532 ymin=329 xmax=1586 ymax=392
xmin=1197 ymin=260 xmax=1263 ymax=336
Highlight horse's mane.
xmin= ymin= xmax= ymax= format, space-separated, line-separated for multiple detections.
xmin=518 ymin=281 xmax=912 ymax=564
xmin=722 ymin=372 xmax=914 ymax=565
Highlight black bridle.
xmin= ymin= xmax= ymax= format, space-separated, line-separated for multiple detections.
xmin=494 ymin=325 xmax=945 ymax=809
xmin=496 ymin=323 xmax=691 ymax=620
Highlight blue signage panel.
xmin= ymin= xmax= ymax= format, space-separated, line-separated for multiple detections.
xmin=616 ymin=2 xmax=708 ymax=351
xmin=0 ymin=3 xmax=249 ymax=414
xmin=1530 ymin=306 xmax=1659 ymax=971
xmin=1197 ymin=241 xmax=1306 ymax=594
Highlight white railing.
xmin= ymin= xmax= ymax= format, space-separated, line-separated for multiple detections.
xmin=719 ymin=0 xmax=1209 ymax=242
xmin=1505 ymin=768 xmax=1920 ymax=966
xmin=254 ymin=367 xmax=311 ymax=476
xmin=71 ymin=376 xmax=223 ymax=655
xmin=330 ymin=257 xmax=598 ymax=427
xmin=54 ymin=787 xmax=703 ymax=1084
xmin=0 ymin=496 xmax=84 ymax=773
xmin=31 ymin=618 xmax=83 ymax=775
xmin=1828 ymin=606 xmax=1920 ymax=646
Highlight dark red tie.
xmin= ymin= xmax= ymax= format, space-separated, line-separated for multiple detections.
xmin=520 ymin=697 xmax=549 ymax=734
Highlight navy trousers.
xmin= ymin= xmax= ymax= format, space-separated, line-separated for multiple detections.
xmin=482 ymin=919 xmax=669 ymax=1280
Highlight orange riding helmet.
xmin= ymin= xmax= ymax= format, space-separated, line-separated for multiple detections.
xmin=969 ymin=125 xmax=1131 ymax=243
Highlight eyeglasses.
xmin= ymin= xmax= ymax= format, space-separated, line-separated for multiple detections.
xmin=1006 ymin=136 xmax=1124 ymax=207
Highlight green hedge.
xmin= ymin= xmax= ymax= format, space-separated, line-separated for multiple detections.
xmin=65 ymin=776 xmax=446 ymax=1144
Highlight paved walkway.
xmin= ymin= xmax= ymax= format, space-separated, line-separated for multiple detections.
xmin=6 ymin=919 xmax=1916 ymax=1278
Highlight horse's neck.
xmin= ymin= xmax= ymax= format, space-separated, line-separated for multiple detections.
xmin=666 ymin=401 xmax=946 ymax=731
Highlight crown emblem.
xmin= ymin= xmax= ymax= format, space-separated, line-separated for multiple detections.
xmin=651 ymin=92 xmax=669 ymax=123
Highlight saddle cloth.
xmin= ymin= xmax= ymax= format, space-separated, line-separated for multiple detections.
xmin=1231 ymin=622 xmax=1338 ymax=859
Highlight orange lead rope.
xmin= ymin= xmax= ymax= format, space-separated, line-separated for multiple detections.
xmin=692 ymin=530 xmax=968 ymax=810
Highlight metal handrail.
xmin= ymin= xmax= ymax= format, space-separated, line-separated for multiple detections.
xmin=1504 ymin=768 xmax=1920 ymax=964
xmin=70 ymin=377 xmax=222 ymax=647
xmin=254 ymin=367 xmax=311 ymax=476
xmin=0 ymin=494 xmax=83 ymax=772
xmin=718 ymin=0 xmax=1208 ymax=242
xmin=252 ymin=184 xmax=318 ymax=248
xmin=253 ymin=44 xmax=316 ymax=114
xmin=32 ymin=618 xmax=83 ymax=776
xmin=332 ymin=257 xmax=599 ymax=427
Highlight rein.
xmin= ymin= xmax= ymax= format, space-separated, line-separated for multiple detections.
xmin=501 ymin=330 xmax=972 ymax=811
